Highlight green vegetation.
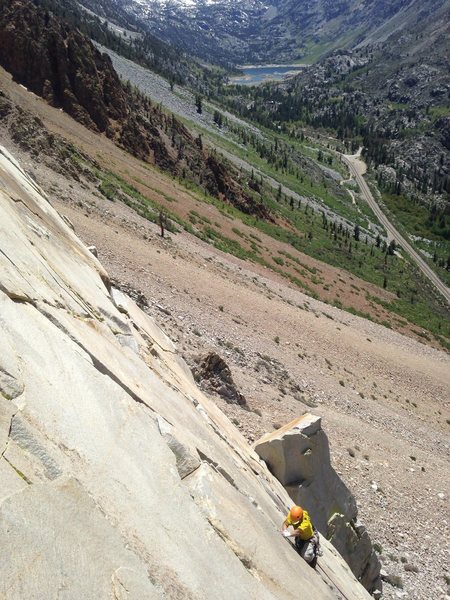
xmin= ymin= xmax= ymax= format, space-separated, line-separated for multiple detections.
xmin=95 ymin=168 xmax=181 ymax=233
xmin=379 ymin=193 xmax=450 ymax=241
xmin=428 ymin=105 xmax=450 ymax=120
xmin=200 ymin=193 xmax=449 ymax=345
xmin=216 ymin=50 xmax=450 ymax=279
xmin=88 ymin=115 xmax=449 ymax=351
xmin=300 ymin=41 xmax=335 ymax=65
xmin=176 ymin=111 xmax=376 ymax=231
xmin=300 ymin=26 xmax=364 ymax=65
xmin=200 ymin=226 xmax=263 ymax=262
xmin=379 ymin=190 xmax=450 ymax=286
xmin=98 ymin=180 xmax=118 ymax=201
xmin=177 ymin=173 xmax=449 ymax=348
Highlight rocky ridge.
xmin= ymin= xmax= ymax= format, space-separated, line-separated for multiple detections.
xmin=0 ymin=0 xmax=127 ymax=133
xmin=98 ymin=0 xmax=449 ymax=64
xmin=0 ymin=145 xmax=374 ymax=598
xmin=31 ymin=0 xmax=220 ymax=89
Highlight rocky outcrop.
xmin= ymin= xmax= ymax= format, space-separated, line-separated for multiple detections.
xmin=254 ymin=414 xmax=382 ymax=595
xmin=204 ymin=155 xmax=273 ymax=221
xmin=0 ymin=145 xmax=373 ymax=599
xmin=0 ymin=90 xmax=98 ymax=182
xmin=192 ymin=352 xmax=247 ymax=406
xmin=0 ymin=0 xmax=127 ymax=133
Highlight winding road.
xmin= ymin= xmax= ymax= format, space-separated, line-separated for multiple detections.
xmin=342 ymin=152 xmax=450 ymax=306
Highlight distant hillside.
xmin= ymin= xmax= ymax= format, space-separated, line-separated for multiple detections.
xmin=22 ymin=0 xmax=226 ymax=89
xmin=220 ymin=6 xmax=450 ymax=283
xmin=100 ymin=0 xmax=450 ymax=65
xmin=0 ymin=0 xmax=272 ymax=219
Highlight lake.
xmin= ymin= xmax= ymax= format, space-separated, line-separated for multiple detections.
xmin=228 ymin=64 xmax=306 ymax=86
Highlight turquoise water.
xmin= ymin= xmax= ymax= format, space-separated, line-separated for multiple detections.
xmin=229 ymin=65 xmax=305 ymax=86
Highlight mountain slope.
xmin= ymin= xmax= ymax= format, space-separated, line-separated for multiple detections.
xmin=29 ymin=0 xmax=226 ymax=88
xmin=219 ymin=5 xmax=450 ymax=294
xmin=0 ymin=143 xmax=374 ymax=600
xmin=0 ymin=0 xmax=272 ymax=218
xmin=97 ymin=0 xmax=450 ymax=64
xmin=1 ymin=112 xmax=449 ymax=600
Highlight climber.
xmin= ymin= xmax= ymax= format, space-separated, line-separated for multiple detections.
xmin=281 ymin=505 xmax=321 ymax=565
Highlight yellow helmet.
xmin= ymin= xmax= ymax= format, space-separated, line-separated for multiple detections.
xmin=289 ymin=505 xmax=303 ymax=524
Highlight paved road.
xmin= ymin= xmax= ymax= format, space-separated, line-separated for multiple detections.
xmin=342 ymin=153 xmax=450 ymax=306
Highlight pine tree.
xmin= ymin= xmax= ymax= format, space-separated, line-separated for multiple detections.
xmin=195 ymin=95 xmax=203 ymax=114
xmin=213 ymin=110 xmax=223 ymax=128
xmin=388 ymin=240 xmax=396 ymax=255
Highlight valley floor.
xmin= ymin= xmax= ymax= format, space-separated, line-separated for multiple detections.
xmin=1 ymin=68 xmax=449 ymax=600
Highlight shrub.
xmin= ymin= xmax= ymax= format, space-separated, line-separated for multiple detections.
xmin=385 ymin=575 xmax=403 ymax=589
xmin=387 ymin=553 xmax=399 ymax=563
xmin=404 ymin=564 xmax=419 ymax=573
xmin=98 ymin=180 xmax=118 ymax=200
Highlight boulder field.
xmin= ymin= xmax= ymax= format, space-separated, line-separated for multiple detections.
xmin=0 ymin=144 xmax=371 ymax=599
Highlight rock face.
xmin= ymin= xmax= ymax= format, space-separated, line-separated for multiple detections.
xmin=0 ymin=144 xmax=373 ymax=599
xmin=0 ymin=0 xmax=127 ymax=133
xmin=254 ymin=414 xmax=382 ymax=595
